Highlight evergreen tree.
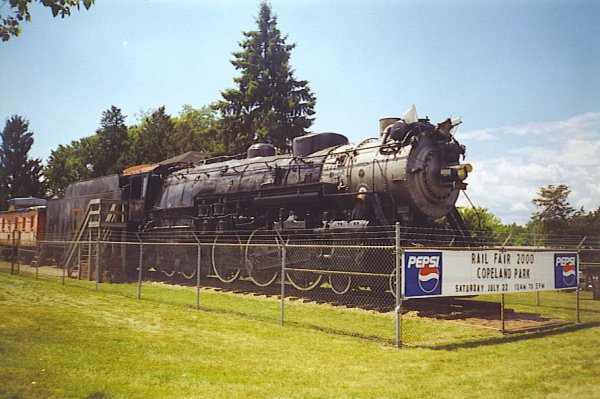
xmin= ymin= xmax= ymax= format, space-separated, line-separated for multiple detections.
xmin=93 ymin=105 xmax=128 ymax=176
xmin=215 ymin=2 xmax=316 ymax=154
xmin=0 ymin=115 xmax=44 ymax=209
xmin=131 ymin=106 xmax=175 ymax=164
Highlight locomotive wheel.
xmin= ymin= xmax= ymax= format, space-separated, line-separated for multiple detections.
xmin=154 ymin=247 xmax=176 ymax=277
xmin=287 ymin=270 xmax=323 ymax=291
xmin=180 ymin=266 xmax=196 ymax=280
xmin=327 ymin=244 xmax=356 ymax=295
xmin=179 ymin=247 xmax=197 ymax=279
xmin=245 ymin=229 xmax=280 ymax=287
xmin=211 ymin=234 xmax=242 ymax=283
xmin=286 ymin=243 xmax=322 ymax=291
xmin=329 ymin=273 xmax=353 ymax=295
xmin=162 ymin=269 xmax=176 ymax=277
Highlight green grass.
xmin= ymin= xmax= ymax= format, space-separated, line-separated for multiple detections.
xmin=11 ymin=266 xmax=497 ymax=345
xmin=1 ymin=269 xmax=600 ymax=398
xmin=469 ymin=290 xmax=600 ymax=323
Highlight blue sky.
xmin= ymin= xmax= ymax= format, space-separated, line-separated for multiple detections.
xmin=1 ymin=0 xmax=599 ymax=224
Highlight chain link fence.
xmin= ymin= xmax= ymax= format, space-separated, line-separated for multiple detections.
xmin=1 ymin=226 xmax=599 ymax=348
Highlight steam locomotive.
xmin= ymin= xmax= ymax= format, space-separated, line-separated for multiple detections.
xmin=45 ymin=106 xmax=472 ymax=293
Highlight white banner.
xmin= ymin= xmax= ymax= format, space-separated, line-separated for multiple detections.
xmin=402 ymin=249 xmax=578 ymax=299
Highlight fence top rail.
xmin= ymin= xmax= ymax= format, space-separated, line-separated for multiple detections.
xmin=33 ymin=239 xmax=587 ymax=252
xmin=90 ymin=240 xmax=396 ymax=249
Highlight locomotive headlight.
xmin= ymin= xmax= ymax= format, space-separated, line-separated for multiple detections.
xmin=440 ymin=163 xmax=473 ymax=183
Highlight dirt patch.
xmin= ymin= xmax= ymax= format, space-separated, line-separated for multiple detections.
xmin=458 ymin=311 xmax=571 ymax=333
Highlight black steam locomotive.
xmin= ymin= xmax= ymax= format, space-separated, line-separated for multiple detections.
xmin=47 ymin=106 xmax=472 ymax=293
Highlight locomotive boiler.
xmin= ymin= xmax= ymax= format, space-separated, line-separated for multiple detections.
xmin=141 ymin=106 xmax=472 ymax=291
xmin=149 ymin=107 xmax=470 ymax=229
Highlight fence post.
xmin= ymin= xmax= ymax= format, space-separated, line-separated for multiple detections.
xmin=576 ymin=283 xmax=581 ymax=324
xmin=576 ymin=237 xmax=586 ymax=323
xmin=95 ymin=229 xmax=101 ymax=292
xmin=62 ymin=239 xmax=66 ymax=286
xmin=77 ymin=242 xmax=82 ymax=280
xmin=501 ymin=294 xmax=506 ymax=334
xmin=10 ymin=230 xmax=15 ymax=275
xmin=395 ymin=222 xmax=402 ymax=348
xmin=16 ymin=231 xmax=21 ymax=274
xmin=196 ymin=243 xmax=201 ymax=310
xmin=137 ymin=241 xmax=143 ymax=300
xmin=35 ymin=244 xmax=39 ymax=279
xmin=280 ymin=240 xmax=286 ymax=327
xmin=88 ymin=230 xmax=93 ymax=281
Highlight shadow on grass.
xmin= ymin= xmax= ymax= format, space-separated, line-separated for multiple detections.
xmin=429 ymin=321 xmax=600 ymax=351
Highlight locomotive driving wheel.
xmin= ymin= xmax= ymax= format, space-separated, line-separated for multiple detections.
xmin=327 ymin=244 xmax=356 ymax=295
xmin=211 ymin=234 xmax=243 ymax=283
xmin=286 ymin=240 xmax=323 ymax=291
xmin=160 ymin=250 xmax=176 ymax=277
xmin=329 ymin=272 xmax=353 ymax=295
xmin=180 ymin=255 xmax=197 ymax=280
xmin=245 ymin=229 xmax=280 ymax=287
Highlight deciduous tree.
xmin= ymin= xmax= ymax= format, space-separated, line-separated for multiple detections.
xmin=172 ymin=104 xmax=222 ymax=156
xmin=1 ymin=0 xmax=94 ymax=42
xmin=44 ymin=138 xmax=94 ymax=197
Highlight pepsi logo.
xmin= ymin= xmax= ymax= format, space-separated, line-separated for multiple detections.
xmin=418 ymin=262 xmax=440 ymax=294
xmin=406 ymin=255 xmax=441 ymax=269
xmin=556 ymin=256 xmax=576 ymax=286
xmin=407 ymin=255 xmax=441 ymax=294
xmin=554 ymin=255 xmax=577 ymax=288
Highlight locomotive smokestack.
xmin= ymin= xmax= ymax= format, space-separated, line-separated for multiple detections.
xmin=379 ymin=117 xmax=400 ymax=136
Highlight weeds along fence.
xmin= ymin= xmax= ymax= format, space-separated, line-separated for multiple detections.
xmin=1 ymin=225 xmax=599 ymax=348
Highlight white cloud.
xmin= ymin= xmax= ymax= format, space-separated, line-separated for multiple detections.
xmin=460 ymin=112 xmax=600 ymax=224
xmin=504 ymin=112 xmax=600 ymax=141
xmin=457 ymin=128 xmax=497 ymax=141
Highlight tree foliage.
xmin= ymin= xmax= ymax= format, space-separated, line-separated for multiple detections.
xmin=457 ymin=206 xmax=504 ymax=241
xmin=128 ymin=106 xmax=175 ymax=164
xmin=44 ymin=138 xmax=94 ymax=197
xmin=42 ymin=104 xmax=221 ymax=196
xmin=172 ymin=104 xmax=222 ymax=156
xmin=214 ymin=2 xmax=316 ymax=154
xmin=567 ymin=207 xmax=600 ymax=238
xmin=531 ymin=184 xmax=575 ymax=235
xmin=1 ymin=0 xmax=94 ymax=42
xmin=93 ymin=106 xmax=128 ymax=177
xmin=0 ymin=115 xmax=45 ymax=209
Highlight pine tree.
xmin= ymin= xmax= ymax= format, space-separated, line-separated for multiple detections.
xmin=0 ymin=115 xmax=44 ymax=209
xmin=94 ymin=105 xmax=128 ymax=176
xmin=215 ymin=2 xmax=316 ymax=154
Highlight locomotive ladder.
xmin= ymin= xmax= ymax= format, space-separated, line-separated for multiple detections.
xmin=63 ymin=199 xmax=128 ymax=279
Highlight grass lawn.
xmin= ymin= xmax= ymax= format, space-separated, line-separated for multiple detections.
xmin=1 ymin=270 xmax=600 ymax=398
